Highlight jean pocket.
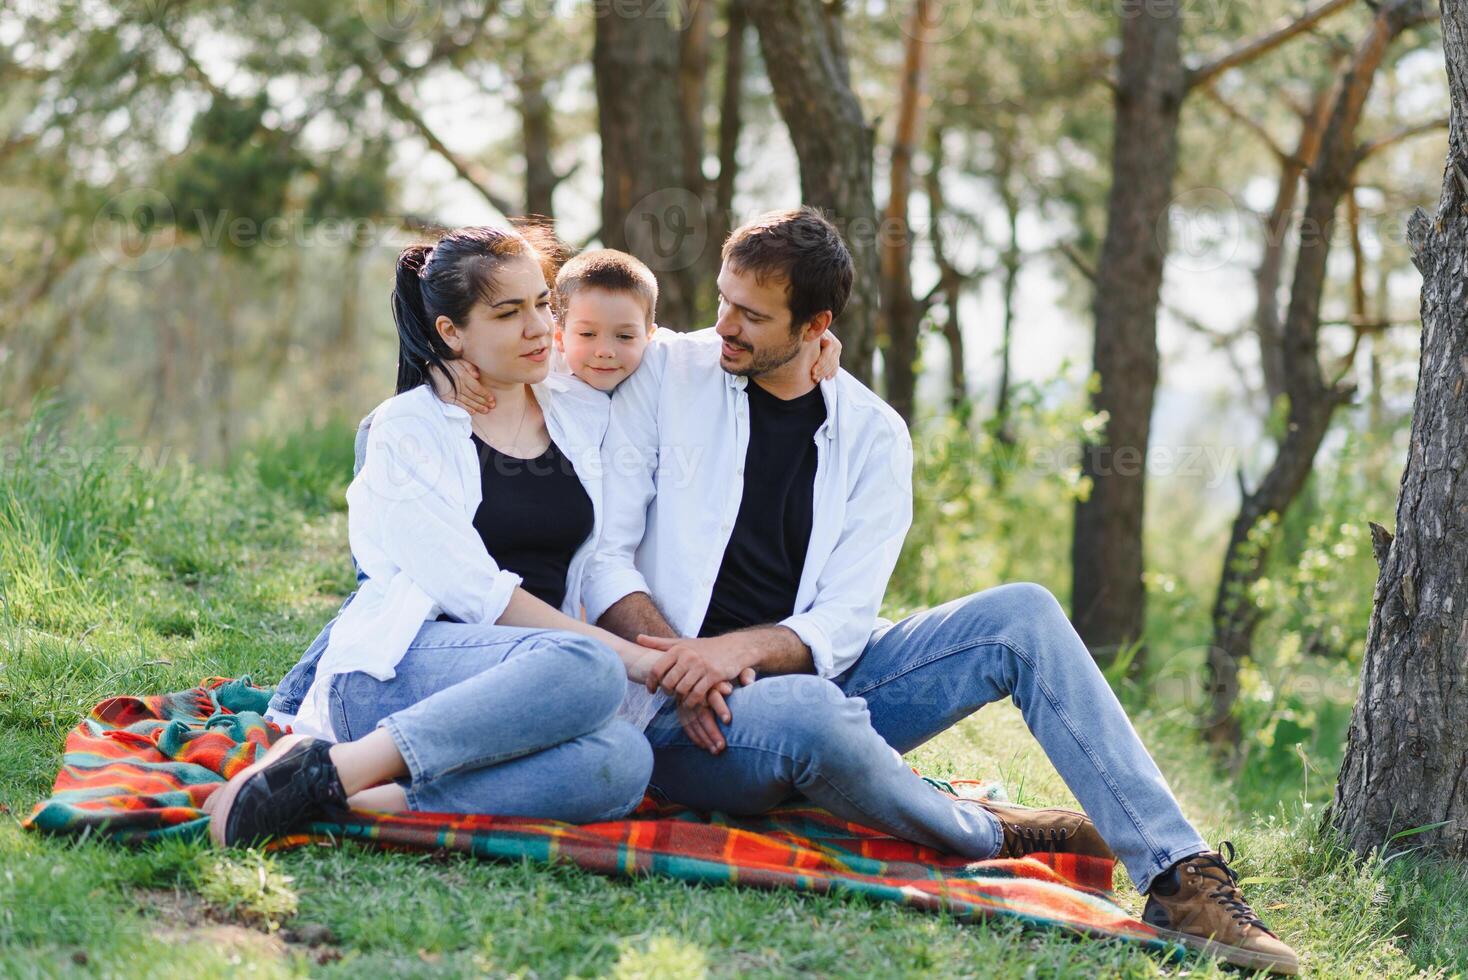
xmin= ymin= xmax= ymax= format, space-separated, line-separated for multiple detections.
xmin=327 ymin=677 xmax=354 ymax=742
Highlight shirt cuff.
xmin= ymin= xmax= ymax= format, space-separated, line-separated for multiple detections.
xmin=780 ymin=613 xmax=834 ymax=678
xmin=479 ymin=569 xmax=524 ymax=624
xmin=582 ymin=567 xmax=652 ymax=626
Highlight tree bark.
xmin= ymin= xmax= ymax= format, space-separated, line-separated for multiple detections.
xmin=1070 ymin=0 xmax=1184 ymax=668
xmin=746 ymin=0 xmax=880 ymax=386
xmin=518 ymin=59 xmax=558 ymax=220
xmin=1254 ymin=81 xmax=1336 ymax=406
xmin=1329 ymin=0 xmax=1468 ymax=861
xmin=924 ymin=128 xmax=969 ymax=413
xmin=1206 ymin=0 xmax=1431 ymax=752
xmin=879 ymin=0 xmax=934 ymax=424
xmin=1071 ymin=0 xmax=1362 ymax=668
xmin=592 ymin=0 xmax=702 ymax=329
xmin=707 ymin=0 xmax=746 ymax=300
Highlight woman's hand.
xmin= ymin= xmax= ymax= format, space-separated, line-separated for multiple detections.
xmin=811 ymin=330 xmax=843 ymax=382
xmin=428 ymin=358 xmax=496 ymax=414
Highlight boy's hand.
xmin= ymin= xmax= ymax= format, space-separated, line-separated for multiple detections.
xmin=812 ymin=331 xmax=843 ymax=382
xmin=428 ymin=358 xmax=496 ymax=414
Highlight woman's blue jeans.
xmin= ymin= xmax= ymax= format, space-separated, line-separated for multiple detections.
xmin=643 ymin=583 xmax=1209 ymax=895
xmin=327 ymin=622 xmax=652 ymax=823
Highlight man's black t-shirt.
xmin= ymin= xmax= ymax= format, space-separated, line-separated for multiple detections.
xmin=699 ymin=380 xmax=826 ymax=638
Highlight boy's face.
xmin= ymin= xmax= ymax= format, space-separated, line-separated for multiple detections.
xmin=555 ymin=286 xmax=654 ymax=391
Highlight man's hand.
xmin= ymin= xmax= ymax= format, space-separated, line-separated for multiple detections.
xmin=639 ymin=634 xmax=753 ymax=709
xmin=676 ymin=668 xmax=757 ymax=753
xmin=428 ymin=358 xmax=496 ymax=414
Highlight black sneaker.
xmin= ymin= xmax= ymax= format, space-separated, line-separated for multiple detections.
xmin=208 ymin=734 xmax=348 ymax=847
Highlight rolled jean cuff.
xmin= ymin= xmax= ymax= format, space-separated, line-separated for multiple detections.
xmin=1132 ymin=838 xmax=1212 ymax=895
xmin=379 ymin=715 xmax=429 ymax=785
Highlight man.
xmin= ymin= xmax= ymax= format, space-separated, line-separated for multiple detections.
xmin=582 ymin=207 xmax=1299 ymax=976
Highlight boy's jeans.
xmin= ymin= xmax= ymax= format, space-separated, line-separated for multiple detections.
xmin=643 ymin=582 xmax=1209 ymax=895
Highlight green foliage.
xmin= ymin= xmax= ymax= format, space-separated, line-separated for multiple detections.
xmin=244 ymin=417 xmax=357 ymax=516
xmin=888 ymin=376 xmax=1096 ymax=617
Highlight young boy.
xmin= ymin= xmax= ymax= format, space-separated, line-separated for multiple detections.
xmin=438 ymin=248 xmax=838 ymax=403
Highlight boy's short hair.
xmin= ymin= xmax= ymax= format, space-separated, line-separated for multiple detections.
xmin=554 ymin=248 xmax=658 ymax=325
xmin=722 ymin=206 xmax=853 ymax=332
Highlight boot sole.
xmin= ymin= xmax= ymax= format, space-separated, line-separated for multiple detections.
xmin=1149 ymin=923 xmax=1299 ymax=975
xmin=207 ymin=732 xmax=311 ymax=848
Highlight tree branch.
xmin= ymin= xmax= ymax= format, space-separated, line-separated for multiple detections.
xmin=1356 ymin=115 xmax=1450 ymax=162
xmin=1199 ymin=84 xmax=1291 ymax=161
xmin=1186 ymin=0 xmax=1359 ymax=90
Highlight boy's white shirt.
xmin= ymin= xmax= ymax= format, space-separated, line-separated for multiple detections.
xmin=584 ymin=328 xmax=915 ymax=732
xmin=281 ymin=374 xmax=611 ymax=740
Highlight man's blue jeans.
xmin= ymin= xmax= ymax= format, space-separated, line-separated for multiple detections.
xmin=316 ymin=621 xmax=652 ymax=822
xmin=643 ymin=582 xmax=1209 ymax=895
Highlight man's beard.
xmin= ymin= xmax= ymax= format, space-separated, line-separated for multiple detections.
xmin=722 ymin=332 xmax=803 ymax=379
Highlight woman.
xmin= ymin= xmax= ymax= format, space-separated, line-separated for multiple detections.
xmin=210 ymin=226 xmax=671 ymax=846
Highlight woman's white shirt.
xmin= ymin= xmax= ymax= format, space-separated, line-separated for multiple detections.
xmin=281 ymin=376 xmax=610 ymax=740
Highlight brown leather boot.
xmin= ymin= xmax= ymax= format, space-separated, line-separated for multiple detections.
xmin=1142 ymin=841 xmax=1299 ymax=975
xmin=964 ymin=799 xmax=1115 ymax=860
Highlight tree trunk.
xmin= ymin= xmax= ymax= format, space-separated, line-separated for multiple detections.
xmin=1254 ymin=82 xmax=1335 ymax=407
xmin=1329 ymin=0 xmax=1468 ymax=861
xmin=879 ymin=0 xmax=934 ymax=424
xmin=924 ymin=126 xmax=968 ymax=413
xmin=592 ymin=0 xmax=702 ymax=329
xmin=1206 ymin=0 xmax=1429 ymax=752
xmin=518 ymin=61 xmax=557 ymax=220
xmin=1070 ymin=0 xmax=1184 ymax=668
xmin=996 ymin=148 xmax=1021 ymax=445
xmin=707 ymin=0 xmax=746 ymax=308
xmin=746 ymin=0 xmax=880 ymax=387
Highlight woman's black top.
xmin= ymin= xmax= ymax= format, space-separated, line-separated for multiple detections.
xmin=467 ymin=432 xmax=594 ymax=611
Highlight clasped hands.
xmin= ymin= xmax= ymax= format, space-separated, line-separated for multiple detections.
xmin=637 ymin=633 xmax=756 ymax=756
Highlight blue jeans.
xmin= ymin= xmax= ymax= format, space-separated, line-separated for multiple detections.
xmin=644 ymin=582 xmax=1209 ymax=895
xmin=327 ymin=621 xmax=652 ymax=822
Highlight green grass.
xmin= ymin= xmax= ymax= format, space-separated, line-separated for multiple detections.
xmin=1 ymin=412 xmax=1465 ymax=978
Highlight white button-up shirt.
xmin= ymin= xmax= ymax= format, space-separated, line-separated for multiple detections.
xmin=284 ymin=376 xmax=610 ymax=740
xmin=583 ymin=329 xmax=914 ymax=731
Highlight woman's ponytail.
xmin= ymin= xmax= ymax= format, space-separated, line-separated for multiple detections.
xmin=392 ymin=243 xmax=441 ymax=395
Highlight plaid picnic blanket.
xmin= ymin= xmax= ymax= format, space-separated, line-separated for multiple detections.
xmin=24 ymin=678 xmax=1183 ymax=960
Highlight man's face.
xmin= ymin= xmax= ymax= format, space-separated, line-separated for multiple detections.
xmin=713 ymin=263 xmax=804 ymax=378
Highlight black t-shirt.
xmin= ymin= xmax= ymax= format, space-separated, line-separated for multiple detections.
xmin=468 ymin=433 xmax=594 ymax=611
xmin=699 ymin=381 xmax=826 ymax=638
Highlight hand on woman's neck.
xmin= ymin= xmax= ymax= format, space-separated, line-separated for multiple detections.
xmin=469 ymin=381 xmax=548 ymax=458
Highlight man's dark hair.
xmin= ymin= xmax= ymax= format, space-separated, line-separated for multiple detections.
xmin=555 ymin=248 xmax=658 ymax=325
xmin=722 ymin=206 xmax=853 ymax=331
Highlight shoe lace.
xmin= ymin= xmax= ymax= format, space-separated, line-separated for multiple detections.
xmin=1011 ymin=823 xmax=1070 ymax=856
xmin=1188 ymin=840 xmax=1273 ymax=935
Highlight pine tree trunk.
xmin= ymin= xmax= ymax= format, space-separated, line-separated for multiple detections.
xmin=746 ymin=0 xmax=880 ymax=386
xmin=879 ymin=0 xmax=934 ymax=424
xmin=1330 ymin=0 xmax=1468 ymax=860
xmin=592 ymin=0 xmax=703 ymax=330
xmin=1070 ymin=0 xmax=1184 ymax=665
xmin=1206 ymin=0 xmax=1428 ymax=752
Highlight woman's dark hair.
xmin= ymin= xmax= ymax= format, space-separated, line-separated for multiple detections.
xmin=392 ymin=222 xmax=569 ymax=395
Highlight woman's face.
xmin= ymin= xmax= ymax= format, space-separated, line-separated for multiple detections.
xmin=436 ymin=254 xmax=554 ymax=386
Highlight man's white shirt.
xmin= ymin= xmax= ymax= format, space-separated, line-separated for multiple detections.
xmin=583 ymin=329 xmax=915 ymax=730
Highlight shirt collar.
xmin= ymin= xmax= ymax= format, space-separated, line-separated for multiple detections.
xmin=728 ymin=371 xmax=840 ymax=439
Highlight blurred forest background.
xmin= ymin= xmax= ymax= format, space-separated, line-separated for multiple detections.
xmin=0 ymin=0 xmax=1452 ymax=814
